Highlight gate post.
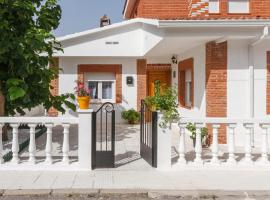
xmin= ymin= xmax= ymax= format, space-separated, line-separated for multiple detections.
xmin=157 ymin=112 xmax=172 ymax=170
xmin=78 ymin=109 xmax=93 ymax=169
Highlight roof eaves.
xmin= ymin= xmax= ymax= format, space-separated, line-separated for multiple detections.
xmin=56 ymin=18 xmax=158 ymax=42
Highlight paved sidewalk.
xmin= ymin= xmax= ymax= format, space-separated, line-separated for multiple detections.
xmin=1 ymin=169 xmax=270 ymax=192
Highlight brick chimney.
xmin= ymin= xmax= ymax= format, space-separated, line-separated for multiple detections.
xmin=100 ymin=15 xmax=111 ymax=27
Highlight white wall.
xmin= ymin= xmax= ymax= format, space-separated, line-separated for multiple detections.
xmin=178 ymin=44 xmax=206 ymax=118
xmin=59 ymin=57 xmax=138 ymax=122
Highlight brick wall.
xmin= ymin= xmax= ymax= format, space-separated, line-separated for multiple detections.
xmin=126 ymin=0 xmax=270 ymax=19
xmin=267 ymin=52 xmax=270 ymax=115
xmin=48 ymin=57 xmax=59 ymax=117
xmin=137 ymin=59 xmax=147 ymax=110
xmin=131 ymin=0 xmax=189 ymax=19
xmin=206 ymin=41 xmax=227 ymax=144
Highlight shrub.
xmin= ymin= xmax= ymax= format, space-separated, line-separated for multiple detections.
xmin=121 ymin=109 xmax=140 ymax=124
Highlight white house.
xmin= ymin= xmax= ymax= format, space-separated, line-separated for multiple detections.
xmin=50 ymin=1 xmax=270 ymax=146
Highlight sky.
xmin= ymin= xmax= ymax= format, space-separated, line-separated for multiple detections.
xmin=54 ymin=0 xmax=126 ymax=37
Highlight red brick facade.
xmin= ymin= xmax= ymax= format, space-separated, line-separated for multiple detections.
xmin=206 ymin=41 xmax=227 ymax=144
xmin=77 ymin=64 xmax=122 ymax=103
xmin=48 ymin=57 xmax=59 ymax=117
xmin=125 ymin=0 xmax=270 ymax=19
xmin=267 ymin=51 xmax=270 ymax=114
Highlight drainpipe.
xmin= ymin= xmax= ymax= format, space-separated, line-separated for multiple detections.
xmin=248 ymin=26 xmax=269 ymax=118
xmin=248 ymin=26 xmax=269 ymax=146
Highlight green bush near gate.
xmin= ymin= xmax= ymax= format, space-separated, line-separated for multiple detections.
xmin=121 ymin=109 xmax=140 ymax=124
xmin=144 ymin=80 xmax=180 ymax=128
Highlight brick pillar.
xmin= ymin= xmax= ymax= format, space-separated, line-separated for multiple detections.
xmin=267 ymin=52 xmax=270 ymax=114
xmin=137 ymin=59 xmax=147 ymax=111
xmin=206 ymin=41 xmax=227 ymax=144
xmin=48 ymin=57 xmax=59 ymax=117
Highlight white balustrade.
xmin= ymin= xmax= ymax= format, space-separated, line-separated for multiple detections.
xmin=194 ymin=123 xmax=203 ymax=164
xmin=176 ymin=118 xmax=270 ymax=168
xmin=11 ymin=124 xmax=19 ymax=164
xmin=62 ymin=123 xmax=70 ymax=164
xmin=178 ymin=123 xmax=186 ymax=165
xmin=0 ymin=124 xmax=3 ymax=164
xmin=45 ymin=123 xmax=53 ymax=164
xmin=28 ymin=124 xmax=36 ymax=164
xmin=0 ymin=117 xmax=78 ymax=168
xmin=210 ymin=124 xmax=220 ymax=165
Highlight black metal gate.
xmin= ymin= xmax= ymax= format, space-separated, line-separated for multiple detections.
xmin=140 ymin=100 xmax=158 ymax=168
xmin=92 ymin=103 xmax=115 ymax=169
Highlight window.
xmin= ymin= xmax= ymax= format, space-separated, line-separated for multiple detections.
xmin=185 ymin=70 xmax=192 ymax=107
xmin=178 ymin=58 xmax=194 ymax=109
xmin=85 ymin=72 xmax=116 ymax=103
xmin=228 ymin=0 xmax=250 ymax=14
xmin=88 ymin=81 xmax=114 ymax=102
xmin=209 ymin=0 xmax=220 ymax=14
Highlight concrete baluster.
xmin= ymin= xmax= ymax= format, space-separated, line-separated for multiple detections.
xmin=11 ymin=124 xmax=20 ymax=164
xmin=210 ymin=124 xmax=220 ymax=165
xmin=62 ymin=123 xmax=70 ymax=164
xmin=45 ymin=123 xmax=53 ymax=164
xmin=0 ymin=124 xmax=3 ymax=164
xmin=178 ymin=123 xmax=186 ymax=165
xmin=227 ymin=123 xmax=237 ymax=165
xmin=194 ymin=123 xmax=203 ymax=164
xmin=243 ymin=123 xmax=254 ymax=165
xmin=259 ymin=124 xmax=270 ymax=164
xmin=28 ymin=124 xmax=36 ymax=164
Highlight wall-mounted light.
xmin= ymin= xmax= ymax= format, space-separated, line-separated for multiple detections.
xmin=171 ymin=56 xmax=177 ymax=64
xmin=173 ymin=70 xmax=176 ymax=78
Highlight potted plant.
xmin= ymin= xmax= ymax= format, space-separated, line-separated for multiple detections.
xmin=144 ymin=81 xmax=180 ymax=128
xmin=186 ymin=123 xmax=208 ymax=147
xmin=121 ymin=109 xmax=140 ymax=124
xmin=75 ymin=81 xmax=91 ymax=109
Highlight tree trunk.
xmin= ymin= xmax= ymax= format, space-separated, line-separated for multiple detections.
xmin=0 ymin=92 xmax=8 ymax=141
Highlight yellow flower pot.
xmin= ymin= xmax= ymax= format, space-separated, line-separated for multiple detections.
xmin=78 ymin=96 xmax=90 ymax=109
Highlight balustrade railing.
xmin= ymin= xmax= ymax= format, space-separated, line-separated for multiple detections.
xmin=0 ymin=117 xmax=79 ymax=167
xmin=177 ymin=118 xmax=270 ymax=167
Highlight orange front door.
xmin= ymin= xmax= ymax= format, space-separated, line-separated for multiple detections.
xmin=148 ymin=71 xmax=171 ymax=96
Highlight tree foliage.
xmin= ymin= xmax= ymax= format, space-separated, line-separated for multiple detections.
xmin=0 ymin=0 xmax=75 ymax=116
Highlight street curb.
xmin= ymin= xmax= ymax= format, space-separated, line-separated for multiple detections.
xmin=1 ymin=189 xmax=270 ymax=198
xmin=3 ymin=189 xmax=51 ymax=196
xmin=51 ymin=189 xmax=99 ymax=196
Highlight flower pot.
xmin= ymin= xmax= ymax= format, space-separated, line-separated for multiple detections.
xmin=78 ymin=96 xmax=90 ymax=109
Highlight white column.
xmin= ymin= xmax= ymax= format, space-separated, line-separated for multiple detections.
xmin=259 ymin=124 xmax=270 ymax=164
xmin=45 ymin=123 xmax=53 ymax=164
xmin=178 ymin=123 xmax=186 ymax=165
xmin=11 ymin=124 xmax=19 ymax=164
xmin=78 ymin=109 xmax=94 ymax=169
xmin=194 ymin=123 xmax=203 ymax=164
xmin=243 ymin=123 xmax=254 ymax=164
xmin=227 ymin=123 xmax=237 ymax=165
xmin=210 ymin=124 xmax=220 ymax=165
xmin=157 ymin=112 xmax=172 ymax=170
xmin=62 ymin=123 xmax=70 ymax=164
xmin=0 ymin=124 xmax=3 ymax=164
xmin=28 ymin=124 xmax=36 ymax=164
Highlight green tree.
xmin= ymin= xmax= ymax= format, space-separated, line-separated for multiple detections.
xmin=0 ymin=0 xmax=76 ymax=139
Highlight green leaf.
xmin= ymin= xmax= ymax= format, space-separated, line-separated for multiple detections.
xmin=8 ymin=87 xmax=26 ymax=101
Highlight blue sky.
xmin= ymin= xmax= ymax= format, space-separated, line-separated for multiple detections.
xmin=54 ymin=0 xmax=126 ymax=37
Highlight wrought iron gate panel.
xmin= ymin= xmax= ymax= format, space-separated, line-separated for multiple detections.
xmin=140 ymin=100 xmax=158 ymax=168
xmin=92 ymin=103 xmax=115 ymax=169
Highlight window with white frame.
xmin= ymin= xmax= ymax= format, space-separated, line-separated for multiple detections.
xmin=228 ymin=0 xmax=250 ymax=13
xmin=85 ymin=72 xmax=116 ymax=103
xmin=209 ymin=0 xmax=220 ymax=14
xmin=185 ymin=69 xmax=192 ymax=107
